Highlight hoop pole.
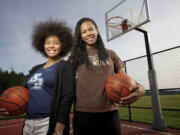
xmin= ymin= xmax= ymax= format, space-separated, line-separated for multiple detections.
xmin=135 ymin=27 xmax=167 ymax=131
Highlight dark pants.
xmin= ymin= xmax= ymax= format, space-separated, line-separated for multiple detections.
xmin=73 ymin=110 xmax=121 ymax=135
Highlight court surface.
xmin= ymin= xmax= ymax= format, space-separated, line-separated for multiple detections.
xmin=0 ymin=114 xmax=179 ymax=135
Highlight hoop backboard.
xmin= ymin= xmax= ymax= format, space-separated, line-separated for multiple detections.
xmin=105 ymin=0 xmax=150 ymax=41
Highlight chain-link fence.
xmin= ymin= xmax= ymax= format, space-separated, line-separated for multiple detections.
xmin=124 ymin=46 xmax=180 ymax=92
xmin=120 ymin=46 xmax=180 ymax=129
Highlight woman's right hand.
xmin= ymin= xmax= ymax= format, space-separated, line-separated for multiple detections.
xmin=0 ymin=108 xmax=9 ymax=115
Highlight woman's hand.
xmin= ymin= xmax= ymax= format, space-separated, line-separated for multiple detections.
xmin=119 ymin=83 xmax=145 ymax=105
xmin=116 ymin=69 xmax=146 ymax=105
xmin=53 ymin=122 xmax=65 ymax=135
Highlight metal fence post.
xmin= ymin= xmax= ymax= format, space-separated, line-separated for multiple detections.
xmin=124 ymin=61 xmax=132 ymax=122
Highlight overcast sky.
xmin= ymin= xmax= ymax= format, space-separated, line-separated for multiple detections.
xmin=0 ymin=0 xmax=180 ymax=75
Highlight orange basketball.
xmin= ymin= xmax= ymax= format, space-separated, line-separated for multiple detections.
xmin=106 ymin=73 xmax=137 ymax=103
xmin=0 ymin=86 xmax=29 ymax=116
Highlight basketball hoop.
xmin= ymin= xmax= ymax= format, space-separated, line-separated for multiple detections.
xmin=105 ymin=0 xmax=150 ymax=41
xmin=107 ymin=16 xmax=128 ymax=32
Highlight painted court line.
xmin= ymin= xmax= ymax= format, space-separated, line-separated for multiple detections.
xmin=122 ymin=124 xmax=174 ymax=135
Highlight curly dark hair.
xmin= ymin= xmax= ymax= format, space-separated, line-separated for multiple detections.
xmin=70 ymin=17 xmax=109 ymax=69
xmin=32 ymin=19 xmax=73 ymax=57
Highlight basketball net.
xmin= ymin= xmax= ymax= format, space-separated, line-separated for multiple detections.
xmin=107 ymin=16 xmax=128 ymax=38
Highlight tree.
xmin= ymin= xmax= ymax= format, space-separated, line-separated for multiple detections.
xmin=0 ymin=68 xmax=27 ymax=95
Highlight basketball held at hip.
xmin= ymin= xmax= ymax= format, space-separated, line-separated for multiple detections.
xmin=105 ymin=73 xmax=137 ymax=103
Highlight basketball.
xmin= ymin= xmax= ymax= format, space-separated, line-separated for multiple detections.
xmin=106 ymin=73 xmax=137 ymax=103
xmin=0 ymin=86 xmax=29 ymax=116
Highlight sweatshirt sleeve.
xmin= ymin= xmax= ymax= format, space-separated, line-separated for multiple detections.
xmin=109 ymin=49 xmax=125 ymax=73
xmin=57 ymin=62 xmax=75 ymax=124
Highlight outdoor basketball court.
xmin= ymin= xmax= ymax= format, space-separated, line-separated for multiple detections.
xmin=0 ymin=114 xmax=179 ymax=135
xmin=0 ymin=0 xmax=179 ymax=134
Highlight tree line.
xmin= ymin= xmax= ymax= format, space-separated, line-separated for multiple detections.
xmin=0 ymin=68 xmax=27 ymax=95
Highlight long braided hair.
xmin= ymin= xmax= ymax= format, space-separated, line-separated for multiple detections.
xmin=70 ymin=17 xmax=109 ymax=70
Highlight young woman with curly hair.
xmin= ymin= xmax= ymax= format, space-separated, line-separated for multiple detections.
xmin=70 ymin=17 xmax=145 ymax=135
xmin=0 ymin=19 xmax=74 ymax=135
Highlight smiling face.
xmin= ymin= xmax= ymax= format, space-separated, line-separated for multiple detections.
xmin=80 ymin=21 xmax=99 ymax=48
xmin=44 ymin=35 xmax=62 ymax=59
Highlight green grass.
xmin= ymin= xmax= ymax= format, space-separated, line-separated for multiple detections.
xmin=1 ymin=94 xmax=180 ymax=129
xmin=162 ymin=110 xmax=180 ymax=129
xmin=0 ymin=113 xmax=25 ymax=120
xmin=129 ymin=94 xmax=180 ymax=109
xmin=160 ymin=95 xmax=180 ymax=109
xmin=118 ymin=94 xmax=180 ymax=129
